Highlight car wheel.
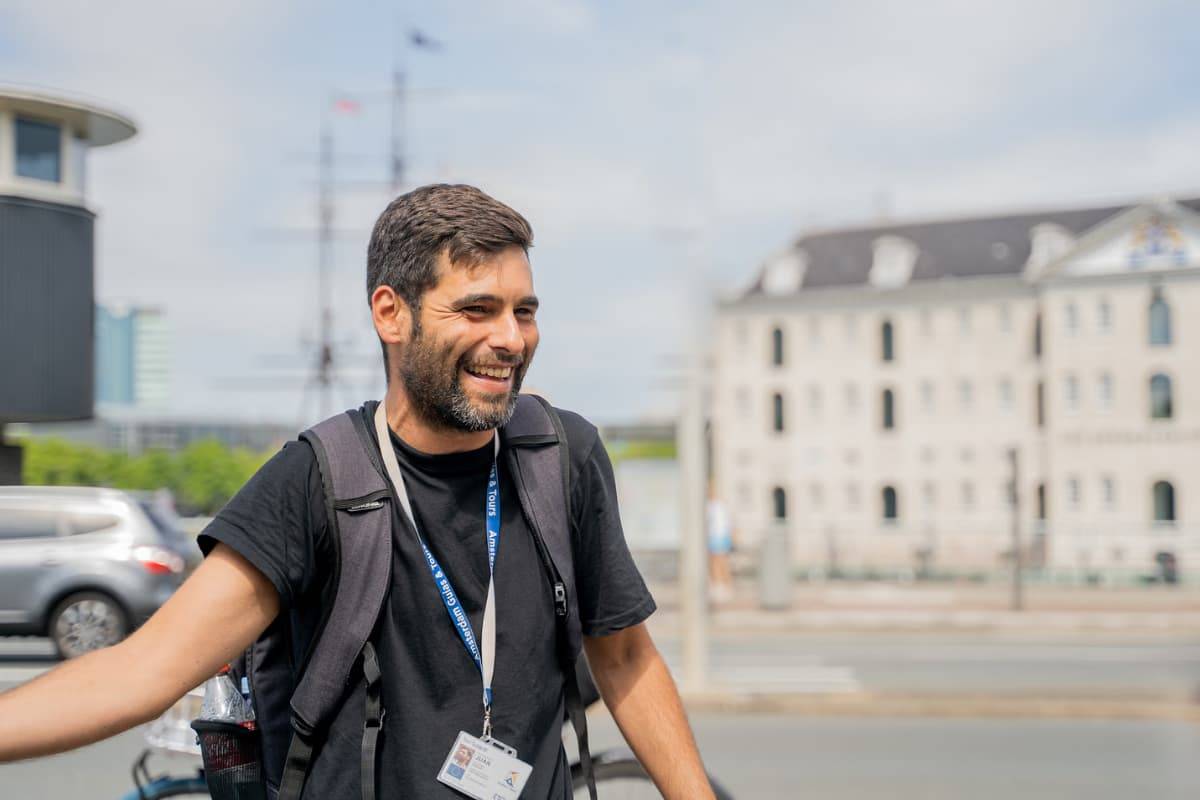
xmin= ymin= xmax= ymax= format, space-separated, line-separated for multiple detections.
xmin=50 ymin=591 xmax=129 ymax=659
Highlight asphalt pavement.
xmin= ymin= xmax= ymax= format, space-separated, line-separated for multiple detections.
xmin=2 ymin=711 xmax=1198 ymax=799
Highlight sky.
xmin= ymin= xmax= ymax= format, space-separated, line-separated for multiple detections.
xmin=3 ymin=0 xmax=1200 ymax=427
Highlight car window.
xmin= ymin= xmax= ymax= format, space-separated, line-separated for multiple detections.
xmin=64 ymin=511 xmax=123 ymax=536
xmin=0 ymin=509 xmax=61 ymax=540
xmin=138 ymin=501 xmax=184 ymax=540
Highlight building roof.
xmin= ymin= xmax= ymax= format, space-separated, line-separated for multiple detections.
xmin=0 ymin=85 xmax=137 ymax=146
xmin=746 ymin=196 xmax=1200 ymax=296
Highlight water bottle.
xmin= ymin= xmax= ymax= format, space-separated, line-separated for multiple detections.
xmin=200 ymin=665 xmax=254 ymax=728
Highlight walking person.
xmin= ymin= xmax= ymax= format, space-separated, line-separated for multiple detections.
xmin=0 ymin=184 xmax=717 ymax=799
xmin=706 ymin=484 xmax=736 ymax=605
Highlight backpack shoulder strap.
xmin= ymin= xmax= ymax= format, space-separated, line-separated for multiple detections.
xmin=502 ymin=395 xmax=598 ymax=800
xmin=278 ymin=405 xmax=393 ymax=800
xmin=502 ymin=394 xmax=581 ymax=658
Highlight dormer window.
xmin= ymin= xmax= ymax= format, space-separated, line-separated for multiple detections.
xmin=762 ymin=250 xmax=807 ymax=295
xmin=869 ymin=236 xmax=918 ymax=289
xmin=1026 ymin=223 xmax=1075 ymax=276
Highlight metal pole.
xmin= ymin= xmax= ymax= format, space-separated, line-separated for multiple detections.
xmin=1009 ymin=447 xmax=1023 ymax=611
xmin=390 ymin=67 xmax=405 ymax=194
xmin=677 ymin=355 xmax=708 ymax=691
xmin=317 ymin=117 xmax=334 ymax=420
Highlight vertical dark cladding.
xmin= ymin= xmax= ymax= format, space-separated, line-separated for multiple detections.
xmin=0 ymin=195 xmax=95 ymax=423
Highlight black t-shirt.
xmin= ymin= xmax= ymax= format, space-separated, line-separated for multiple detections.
xmin=198 ymin=406 xmax=655 ymax=799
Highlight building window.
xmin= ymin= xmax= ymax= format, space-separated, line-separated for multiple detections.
xmin=1098 ymin=299 xmax=1113 ymax=334
xmin=1065 ymin=374 xmax=1080 ymax=413
xmin=1033 ymin=311 xmax=1043 ymax=358
xmin=881 ymin=320 xmax=895 ymax=362
xmin=922 ymin=482 xmax=936 ymax=512
xmin=1149 ymin=288 xmax=1172 ymax=346
xmin=808 ymin=385 xmax=823 ymax=419
xmin=959 ymin=379 xmax=973 ymax=411
xmin=808 ymin=316 xmax=822 ymax=349
xmin=882 ymin=486 xmax=899 ymax=521
xmin=1098 ymin=373 xmax=1114 ymax=412
xmin=998 ymin=378 xmax=1013 ymax=413
xmin=844 ymin=383 xmax=859 ymax=413
xmin=734 ymin=320 xmax=748 ymax=353
xmin=735 ymin=386 xmax=751 ymax=416
xmin=1102 ymin=476 xmax=1116 ymax=511
xmin=772 ymin=392 xmax=785 ymax=432
xmin=881 ymin=388 xmax=896 ymax=430
xmin=1036 ymin=382 xmax=1045 ymax=428
xmin=844 ymin=314 xmax=858 ymax=342
xmin=15 ymin=117 xmax=62 ymax=183
xmin=1036 ymin=483 xmax=1046 ymax=520
xmin=997 ymin=304 xmax=1012 ymax=333
xmin=958 ymin=306 xmax=972 ymax=335
xmin=1064 ymin=302 xmax=1079 ymax=336
xmin=920 ymin=309 xmax=933 ymax=336
xmin=920 ymin=380 xmax=934 ymax=414
xmin=771 ymin=326 xmax=785 ymax=366
xmin=772 ymin=486 xmax=788 ymax=521
xmin=1153 ymin=481 xmax=1175 ymax=523
xmin=1067 ymin=477 xmax=1081 ymax=511
xmin=1150 ymin=374 xmax=1173 ymax=419
xmin=961 ymin=482 xmax=975 ymax=511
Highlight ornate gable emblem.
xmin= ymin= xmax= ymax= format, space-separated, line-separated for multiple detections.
xmin=1129 ymin=216 xmax=1187 ymax=269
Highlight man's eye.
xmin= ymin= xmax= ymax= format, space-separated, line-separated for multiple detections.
xmin=516 ymin=308 xmax=536 ymax=320
xmin=462 ymin=306 xmax=487 ymax=314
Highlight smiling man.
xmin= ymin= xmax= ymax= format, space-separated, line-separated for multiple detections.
xmin=0 ymin=184 xmax=715 ymax=800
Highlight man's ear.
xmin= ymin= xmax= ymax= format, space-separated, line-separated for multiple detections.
xmin=371 ymin=285 xmax=413 ymax=349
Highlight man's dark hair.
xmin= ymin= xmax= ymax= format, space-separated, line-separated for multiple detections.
xmin=367 ymin=182 xmax=533 ymax=317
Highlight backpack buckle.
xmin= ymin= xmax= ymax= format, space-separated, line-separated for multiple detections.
xmin=553 ymin=582 xmax=568 ymax=617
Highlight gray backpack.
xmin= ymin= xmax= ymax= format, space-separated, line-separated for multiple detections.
xmin=229 ymin=395 xmax=597 ymax=800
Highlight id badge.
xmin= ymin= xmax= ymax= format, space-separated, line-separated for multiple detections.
xmin=436 ymin=730 xmax=533 ymax=800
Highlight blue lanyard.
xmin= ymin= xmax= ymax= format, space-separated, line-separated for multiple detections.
xmin=374 ymin=402 xmax=501 ymax=714
xmin=414 ymin=460 xmax=500 ymax=705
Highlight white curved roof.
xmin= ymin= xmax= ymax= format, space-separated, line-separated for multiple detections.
xmin=0 ymin=85 xmax=136 ymax=146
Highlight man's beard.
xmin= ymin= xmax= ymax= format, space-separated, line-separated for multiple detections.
xmin=396 ymin=325 xmax=527 ymax=433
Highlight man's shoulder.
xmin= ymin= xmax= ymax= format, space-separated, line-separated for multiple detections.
xmin=548 ymin=404 xmax=602 ymax=462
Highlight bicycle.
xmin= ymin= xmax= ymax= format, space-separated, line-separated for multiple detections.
xmin=123 ymin=688 xmax=736 ymax=799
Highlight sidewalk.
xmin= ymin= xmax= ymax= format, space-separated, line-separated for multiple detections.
xmin=647 ymin=579 xmax=1200 ymax=635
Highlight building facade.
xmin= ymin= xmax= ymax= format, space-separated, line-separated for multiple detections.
xmin=95 ymin=304 xmax=171 ymax=410
xmin=713 ymin=198 xmax=1198 ymax=582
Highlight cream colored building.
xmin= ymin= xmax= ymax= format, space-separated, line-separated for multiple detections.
xmin=712 ymin=198 xmax=1198 ymax=582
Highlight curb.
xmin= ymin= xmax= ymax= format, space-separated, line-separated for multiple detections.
xmin=676 ymin=689 xmax=1200 ymax=722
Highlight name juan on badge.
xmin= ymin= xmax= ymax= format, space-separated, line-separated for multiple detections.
xmin=437 ymin=730 xmax=533 ymax=800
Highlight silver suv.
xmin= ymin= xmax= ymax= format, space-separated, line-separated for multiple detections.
xmin=0 ymin=486 xmax=196 ymax=658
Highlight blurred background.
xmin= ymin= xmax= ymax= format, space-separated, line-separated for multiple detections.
xmin=1 ymin=1 xmax=1198 ymax=798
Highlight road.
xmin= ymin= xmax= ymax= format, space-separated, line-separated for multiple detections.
xmin=6 ymin=633 xmax=1199 ymax=696
xmin=1 ymin=711 xmax=1198 ymax=799
xmin=651 ymin=631 xmax=1200 ymax=696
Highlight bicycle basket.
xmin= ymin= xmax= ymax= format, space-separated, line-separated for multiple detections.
xmin=190 ymin=719 xmax=267 ymax=800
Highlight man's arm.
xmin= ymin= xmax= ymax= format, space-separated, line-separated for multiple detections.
xmin=583 ymin=622 xmax=715 ymax=800
xmin=0 ymin=543 xmax=279 ymax=762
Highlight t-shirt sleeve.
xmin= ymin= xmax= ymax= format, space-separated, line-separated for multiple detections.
xmin=567 ymin=420 xmax=657 ymax=637
xmin=197 ymin=439 xmax=324 ymax=609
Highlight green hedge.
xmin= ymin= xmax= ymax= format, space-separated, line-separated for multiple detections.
xmin=20 ymin=438 xmax=270 ymax=516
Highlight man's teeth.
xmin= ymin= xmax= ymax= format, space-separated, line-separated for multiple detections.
xmin=467 ymin=365 xmax=513 ymax=379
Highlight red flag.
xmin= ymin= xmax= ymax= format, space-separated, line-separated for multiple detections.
xmin=333 ymin=98 xmax=361 ymax=114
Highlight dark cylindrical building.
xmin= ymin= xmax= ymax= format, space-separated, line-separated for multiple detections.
xmin=0 ymin=87 xmax=136 ymax=482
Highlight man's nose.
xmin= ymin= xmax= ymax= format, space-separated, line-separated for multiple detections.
xmin=488 ymin=310 xmax=525 ymax=353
